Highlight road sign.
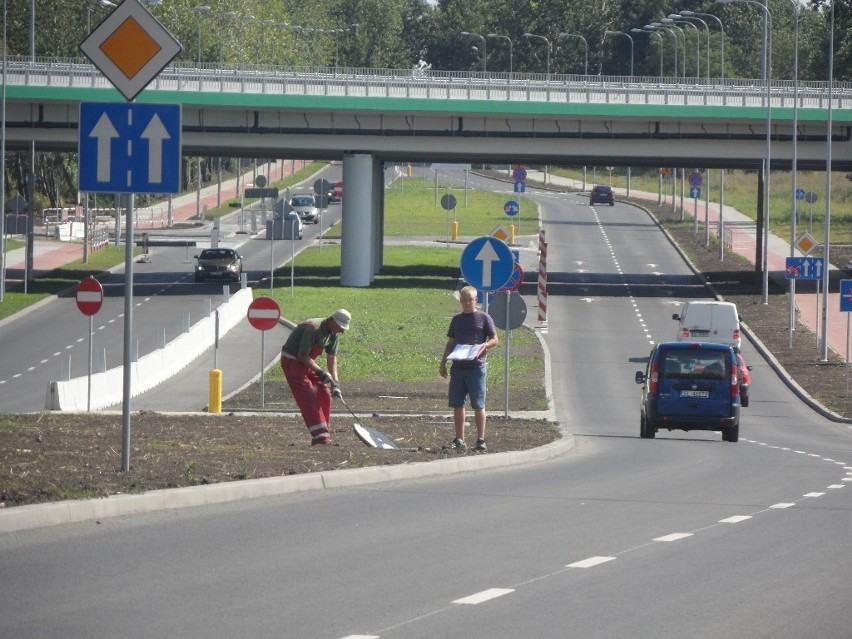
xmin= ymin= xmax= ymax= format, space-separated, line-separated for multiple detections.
xmin=805 ymin=191 xmax=818 ymax=204
xmin=489 ymin=291 xmax=528 ymax=330
xmin=314 ymin=178 xmax=332 ymax=196
xmin=79 ymin=102 xmax=181 ymax=194
xmin=796 ymin=188 xmax=806 ymax=201
xmin=441 ymin=193 xmax=457 ymax=210
xmin=5 ymin=193 xmax=27 ymax=213
xmin=841 ymin=280 xmax=852 ymax=313
xmin=512 ymin=166 xmax=527 ymax=182
xmin=513 ymin=182 xmax=526 ymax=193
xmin=490 ymin=224 xmax=512 ymax=243
xmin=688 ymin=171 xmax=703 ymax=188
xmin=795 ymin=232 xmax=818 ymax=256
xmin=785 ymin=257 xmax=824 ymax=280
xmin=245 ymin=188 xmax=279 ymax=199
xmin=504 ymin=200 xmax=520 ymax=217
xmin=76 ymin=276 xmax=104 ymax=316
xmin=460 ymin=236 xmax=514 ymax=292
xmin=255 ymin=175 xmax=268 ymax=188
xmin=80 ymin=0 xmax=183 ymax=102
xmin=498 ymin=262 xmax=524 ymax=292
xmin=247 ymin=296 xmax=281 ymax=331
xmin=690 ymin=187 xmax=701 ymax=199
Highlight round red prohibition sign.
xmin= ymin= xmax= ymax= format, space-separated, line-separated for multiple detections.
xmin=247 ymin=296 xmax=281 ymax=331
xmin=76 ymin=276 xmax=104 ymax=316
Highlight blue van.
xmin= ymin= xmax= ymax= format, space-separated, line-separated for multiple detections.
xmin=635 ymin=342 xmax=741 ymax=442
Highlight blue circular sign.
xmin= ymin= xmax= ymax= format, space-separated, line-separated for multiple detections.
xmin=512 ymin=166 xmax=527 ymax=182
xmin=460 ymin=236 xmax=515 ymax=292
xmin=795 ymin=188 xmax=806 ymax=201
xmin=688 ymin=172 xmax=703 ymax=188
xmin=504 ymin=200 xmax=520 ymax=216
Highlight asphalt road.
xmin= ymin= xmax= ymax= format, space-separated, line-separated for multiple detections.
xmin=2 ymin=172 xmax=852 ymax=637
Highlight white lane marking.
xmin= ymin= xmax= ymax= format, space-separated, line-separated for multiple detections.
xmin=654 ymin=533 xmax=693 ymax=542
xmin=567 ymin=556 xmax=616 ymax=569
xmin=828 ymin=484 xmax=845 ymax=489
xmin=452 ymin=588 xmax=514 ymax=605
xmin=770 ymin=503 xmax=796 ymax=509
xmin=340 ymin=635 xmax=379 ymax=639
xmin=720 ymin=515 xmax=752 ymax=523
xmin=804 ymin=492 xmax=825 ymax=497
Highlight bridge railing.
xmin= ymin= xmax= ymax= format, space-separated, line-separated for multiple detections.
xmin=6 ymin=56 xmax=851 ymax=110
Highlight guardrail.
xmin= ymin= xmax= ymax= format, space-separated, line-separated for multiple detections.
xmin=6 ymin=56 xmax=852 ymax=110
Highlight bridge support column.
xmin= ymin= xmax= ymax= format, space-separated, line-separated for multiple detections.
xmin=341 ymin=153 xmax=376 ymax=287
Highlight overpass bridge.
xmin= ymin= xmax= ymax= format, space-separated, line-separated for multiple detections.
xmin=4 ymin=58 xmax=852 ymax=285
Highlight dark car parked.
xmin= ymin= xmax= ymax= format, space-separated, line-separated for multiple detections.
xmin=590 ymin=185 xmax=615 ymax=206
xmin=194 ymin=248 xmax=242 ymax=282
xmin=635 ymin=341 xmax=741 ymax=442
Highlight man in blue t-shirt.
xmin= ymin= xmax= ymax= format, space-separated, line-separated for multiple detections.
xmin=439 ymin=286 xmax=498 ymax=451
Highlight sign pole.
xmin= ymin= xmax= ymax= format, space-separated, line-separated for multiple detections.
xmin=87 ymin=314 xmax=94 ymax=412
xmin=846 ymin=313 xmax=850 ymax=397
xmin=121 ymin=193 xmax=134 ymax=472
xmin=260 ymin=330 xmax=266 ymax=408
xmin=504 ymin=291 xmax=510 ymax=417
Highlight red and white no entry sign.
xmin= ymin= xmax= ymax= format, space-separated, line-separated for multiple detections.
xmin=247 ymin=296 xmax=281 ymax=331
xmin=76 ymin=276 xmax=104 ymax=316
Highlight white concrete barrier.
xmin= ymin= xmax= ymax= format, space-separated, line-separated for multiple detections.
xmin=45 ymin=287 xmax=254 ymax=411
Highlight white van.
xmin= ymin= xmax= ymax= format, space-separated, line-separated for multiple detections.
xmin=673 ymin=300 xmax=741 ymax=350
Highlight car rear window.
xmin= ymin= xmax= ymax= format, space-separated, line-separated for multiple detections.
xmin=661 ymin=350 xmax=728 ymax=379
xmin=200 ymin=249 xmax=234 ymax=259
xmin=292 ymin=197 xmax=314 ymax=206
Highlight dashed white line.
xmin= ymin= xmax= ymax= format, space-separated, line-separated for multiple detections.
xmin=770 ymin=503 xmax=796 ymax=509
xmin=567 ymin=556 xmax=616 ymax=569
xmin=452 ymin=588 xmax=514 ymax=605
xmin=719 ymin=515 xmax=752 ymax=523
xmin=654 ymin=533 xmax=693 ymax=542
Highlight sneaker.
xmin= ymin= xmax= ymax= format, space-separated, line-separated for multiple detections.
xmin=451 ymin=438 xmax=467 ymax=451
xmin=475 ymin=439 xmax=487 ymax=451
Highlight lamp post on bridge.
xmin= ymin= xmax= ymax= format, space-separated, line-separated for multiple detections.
xmin=664 ymin=17 xmax=700 ymax=79
xmin=522 ymin=32 xmax=551 ymax=78
xmin=460 ymin=31 xmax=486 ymax=72
xmin=647 ymin=23 xmax=679 ymax=80
xmin=631 ymin=28 xmax=663 ymax=77
xmin=673 ymin=14 xmax=710 ymax=83
xmin=680 ymin=11 xmax=725 ymax=82
xmin=191 ymin=5 xmax=210 ymax=67
xmin=603 ymin=30 xmax=634 ymax=77
xmin=557 ymin=32 xmax=588 ymax=76
xmin=486 ymin=33 xmax=513 ymax=81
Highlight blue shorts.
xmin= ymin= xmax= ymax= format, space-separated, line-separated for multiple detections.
xmin=448 ymin=365 xmax=487 ymax=409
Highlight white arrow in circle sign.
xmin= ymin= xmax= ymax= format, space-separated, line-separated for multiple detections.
xmin=142 ymin=114 xmax=170 ymax=184
xmin=475 ymin=239 xmax=501 ymax=288
xmin=90 ymin=113 xmax=119 ymax=183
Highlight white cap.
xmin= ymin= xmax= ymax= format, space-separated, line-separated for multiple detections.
xmin=332 ymin=309 xmax=351 ymax=331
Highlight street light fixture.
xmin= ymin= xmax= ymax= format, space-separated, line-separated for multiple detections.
xmin=680 ymin=11 xmax=725 ymax=82
xmin=486 ymin=33 xmax=513 ymax=79
xmin=649 ymin=23 xmax=680 ymax=79
xmin=664 ymin=17 xmax=700 ymax=78
xmin=86 ymin=0 xmax=117 ymax=35
xmin=460 ymin=31 xmax=486 ymax=72
xmin=631 ymin=28 xmax=663 ymax=77
xmin=557 ymin=32 xmax=588 ymax=75
xmin=717 ymin=0 xmax=772 ymax=304
xmin=673 ymin=14 xmax=710 ymax=83
xmin=603 ymin=30 xmax=634 ymax=77
xmin=191 ymin=5 xmax=210 ymax=67
xmin=522 ymin=32 xmax=551 ymax=77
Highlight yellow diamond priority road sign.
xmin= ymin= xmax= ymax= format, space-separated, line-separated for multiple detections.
xmin=795 ymin=232 xmax=818 ymax=256
xmin=80 ymin=0 xmax=182 ymax=102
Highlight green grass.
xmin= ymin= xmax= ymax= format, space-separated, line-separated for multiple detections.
xmin=266 ymin=244 xmax=545 ymax=405
xmin=550 ymin=165 xmax=852 ymax=244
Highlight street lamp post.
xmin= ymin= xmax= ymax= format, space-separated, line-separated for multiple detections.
xmin=523 ymin=33 xmax=552 ymax=77
xmin=191 ymin=5 xmax=210 ymax=67
xmin=717 ymin=0 xmax=772 ymax=304
xmin=460 ymin=31 xmax=486 ymax=72
xmin=87 ymin=0 xmax=117 ymax=35
xmin=665 ymin=17 xmax=700 ymax=78
xmin=680 ymin=11 xmax=725 ymax=82
xmin=649 ymin=23 xmax=680 ymax=80
xmin=557 ymin=32 xmax=588 ymax=75
xmin=675 ymin=14 xmax=710 ymax=83
xmin=820 ymin=0 xmax=835 ymax=360
xmin=486 ymin=33 xmax=513 ymax=80
xmin=631 ymin=28 xmax=663 ymax=77
xmin=603 ymin=30 xmax=634 ymax=77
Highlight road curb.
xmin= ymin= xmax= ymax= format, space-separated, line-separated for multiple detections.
xmin=0 ymin=436 xmax=574 ymax=533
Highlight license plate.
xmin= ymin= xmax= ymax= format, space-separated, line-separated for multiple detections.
xmin=681 ymin=390 xmax=709 ymax=398
xmin=690 ymin=329 xmax=710 ymax=336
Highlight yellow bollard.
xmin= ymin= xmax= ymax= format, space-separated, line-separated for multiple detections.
xmin=509 ymin=224 xmax=515 ymax=245
xmin=407 ymin=164 xmax=412 ymax=177
xmin=208 ymin=369 xmax=222 ymax=414
xmin=452 ymin=221 xmax=459 ymax=241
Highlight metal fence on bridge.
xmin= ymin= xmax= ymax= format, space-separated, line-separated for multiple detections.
xmin=7 ymin=57 xmax=852 ymax=111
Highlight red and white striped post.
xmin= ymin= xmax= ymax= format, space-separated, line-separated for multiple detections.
xmin=537 ymin=229 xmax=548 ymax=323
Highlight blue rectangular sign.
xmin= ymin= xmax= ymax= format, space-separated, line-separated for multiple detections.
xmin=79 ymin=102 xmax=181 ymax=194
xmin=841 ymin=280 xmax=852 ymax=313
xmin=785 ymin=257 xmax=824 ymax=280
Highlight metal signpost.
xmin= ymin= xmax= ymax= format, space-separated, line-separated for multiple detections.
xmin=441 ymin=193 xmax=457 ymax=245
xmin=841 ymin=280 xmax=852 ymax=396
xmin=247 ymin=296 xmax=281 ymax=408
xmin=79 ymin=0 xmax=183 ymax=472
xmin=689 ymin=171 xmax=702 ymax=234
xmin=76 ymin=276 xmax=104 ymax=412
xmin=786 ymin=256 xmax=825 ymax=349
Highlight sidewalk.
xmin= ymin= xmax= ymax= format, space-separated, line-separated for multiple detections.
xmin=3 ymin=159 xmax=308 ymax=277
xmin=528 ymin=170 xmax=850 ymax=362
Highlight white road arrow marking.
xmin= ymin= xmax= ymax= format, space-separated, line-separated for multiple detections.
xmin=90 ymin=113 xmax=119 ymax=183
xmin=141 ymin=114 xmax=171 ymax=184
xmin=475 ymin=239 xmax=500 ymax=288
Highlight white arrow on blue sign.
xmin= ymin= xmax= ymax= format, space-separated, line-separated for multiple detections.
xmin=504 ymin=200 xmax=520 ymax=216
xmin=785 ymin=256 xmax=824 ymax=280
xmin=461 ymin=236 xmax=515 ymax=292
xmin=79 ymin=102 xmax=181 ymax=194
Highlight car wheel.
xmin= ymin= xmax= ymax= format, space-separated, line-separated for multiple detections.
xmin=722 ymin=423 xmax=739 ymax=442
xmin=640 ymin=415 xmax=655 ymax=439
xmin=740 ymin=388 xmax=749 ymax=408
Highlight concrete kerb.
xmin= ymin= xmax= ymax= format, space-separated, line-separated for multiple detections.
xmin=635 ymin=199 xmax=852 ymax=425
xmin=0 ymin=435 xmax=573 ymax=533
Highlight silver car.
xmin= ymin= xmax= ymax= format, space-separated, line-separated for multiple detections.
xmin=290 ymin=194 xmax=319 ymax=224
